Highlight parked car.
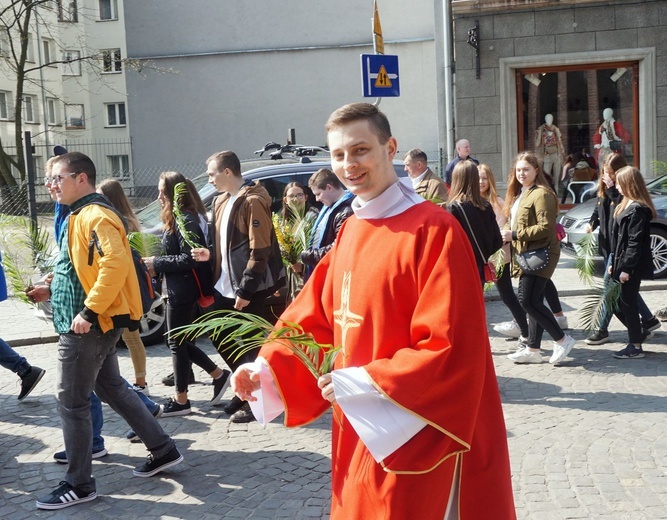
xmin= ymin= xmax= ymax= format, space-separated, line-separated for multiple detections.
xmin=559 ymin=174 xmax=667 ymax=279
xmin=135 ymin=157 xmax=408 ymax=344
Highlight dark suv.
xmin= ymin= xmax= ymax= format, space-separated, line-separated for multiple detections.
xmin=135 ymin=157 xmax=407 ymax=343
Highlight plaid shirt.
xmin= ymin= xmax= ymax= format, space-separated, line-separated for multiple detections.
xmin=50 ymin=193 xmax=99 ymax=334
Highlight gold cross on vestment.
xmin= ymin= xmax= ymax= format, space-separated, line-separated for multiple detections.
xmin=333 ymin=271 xmax=363 ymax=363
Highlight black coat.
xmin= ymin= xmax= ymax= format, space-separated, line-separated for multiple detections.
xmin=153 ymin=212 xmax=214 ymax=304
xmin=300 ymin=196 xmax=354 ymax=269
xmin=589 ymin=186 xmax=621 ymax=260
xmin=610 ymin=202 xmax=654 ymax=280
xmin=447 ymin=200 xmax=502 ymax=267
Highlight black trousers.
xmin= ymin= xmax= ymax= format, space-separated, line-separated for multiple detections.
xmin=613 ymin=274 xmax=643 ymax=344
xmin=518 ymin=274 xmax=565 ymax=348
xmin=495 ymin=265 xmax=529 ymax=338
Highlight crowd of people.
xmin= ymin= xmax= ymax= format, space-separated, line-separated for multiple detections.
xmin=3 ymin=102 xmax=664 ymax=516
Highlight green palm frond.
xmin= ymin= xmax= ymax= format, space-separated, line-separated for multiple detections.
xmin=173 ymin=182 xmax=203 ymax=250
xmin=482 ymin=248 xmax=506 ymax=293
xmin=574 ymin=232 xmax=597 ymax=285
xmin=0 ymin=249 xmax=32 ymax=305
xmin=128 ymin=231 xmax=163 ymax=257
xmin=650 ymin=160 xmax=667 ymax=177
xmin=578 ymin=278 xmax=622 ymax=332
xmin=173 ymin=310 xmax=341 ymax=378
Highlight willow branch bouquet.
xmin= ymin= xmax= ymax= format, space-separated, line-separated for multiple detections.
xmin=173 ymin=309 xmax=343 ymax=425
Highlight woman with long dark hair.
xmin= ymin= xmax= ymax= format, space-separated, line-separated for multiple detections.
xmin=501 ymin=152 xmax=575 ymax=365
xmin=609 ymin=167 xmax=658 ymax=359
xmin=280 ymin=182 xmax=319 ymax=222
xmin=143 ymin=171 xmax=229 ymax=416
xmin=447 ymin=161 xmax=502 ymax=286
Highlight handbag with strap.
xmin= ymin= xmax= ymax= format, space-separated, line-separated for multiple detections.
xmin=515 ymin=247 xmax=550 ymax=273
xmin=455 ymin=202 xmax=497 ymax=283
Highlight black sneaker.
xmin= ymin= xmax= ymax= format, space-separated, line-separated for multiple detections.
xmin=126 ymin=404 xmax=164 ymax=442
xmin=133 ymin=446 xmax=183 ymax=477
xmin=53 ymin=447 xmax=108 ymax=464
xmin=641 ymin=316 xmax=661 ymax=332
xmin=223 ymin=395 xmax=245 ymax=415
xmin=230 ymin=402 xmax=256 ymax=423
xmin=641 ymin=328 xmax=654 ymax=343
xmin=211 ymin=369 xmax=231 ymax=405
xmin=657 ymin=307 xmax=667 ymax=321
xmin=613 ymin=344 xmax=645 ymax=359
xmin=36 ymin=480 xmax=97 ymax=510
xmin=162 ymin=398 xmax=191 ymax=417
xmin=161 ymin=369 xmax=196 ymax=387
xmin=585 ymin=330 xmax=610 ymax=345
xmin=18 ymin=366 xmax=45 ymax=400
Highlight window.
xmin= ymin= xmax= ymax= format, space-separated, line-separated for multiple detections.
xmin=0 ymin=32 xmax=8 ymax=56
xmin=58 ymin=0 xmax=78 ymax=22
xmin=26 ymin=33 xmax=35 ymax=63
xmin=62 ymin=50 xmax=81 ymax=75
xmin=22 ymin=95 xmax=38 ymax=123
xmin=42 ymin=38 xmax=56 ymax=66
xmin=0 ymin=91 xmax=10 ymax=120
xmin=46 ymin=98 xmax=59 ymax=125
xmin=65 ymin=103 xmax=84 ymax=128
xmin=99 ymin=0 xmax=118 ymax=20
xmin=101 ymin=48 xmax=122 ymax=73
xmin=106 ymin=102 xmax=126 ymax=127
xmin=109 ymin=155 xmax=130 ymax=179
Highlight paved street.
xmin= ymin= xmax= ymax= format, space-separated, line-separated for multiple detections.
xmin=1 ymin=273 xmax=666 ymax=519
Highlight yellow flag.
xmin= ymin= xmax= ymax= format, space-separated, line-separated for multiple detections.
xmin=373 ymin=0 xmax=384 ymax=55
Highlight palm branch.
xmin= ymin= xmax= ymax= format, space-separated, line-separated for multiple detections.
xmin=483 ymin=248 xmax=506 ymax=293
xmin=173 ymin=182 xmax=203 ymax=249
xmin=574 ymin=232 xmax=597 ymax=285
xmin=128 ymin=231 xmax=163 ymax=257
xmin=0 ymin=249 xmax=32 ymax=305
xmin=578 ymin=277 xmax=622 ymax=332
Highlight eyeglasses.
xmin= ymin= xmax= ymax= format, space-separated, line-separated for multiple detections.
xmin=286 ymin=193 xmax=306 ymax=200
xmin=45 ymin=172 xmax=80 ymax=185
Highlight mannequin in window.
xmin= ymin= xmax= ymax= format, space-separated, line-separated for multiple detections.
xmin=592 ymin=108 xmax=631 ymax=168
xmin=535 ymin=114 xmax=564 ymax=190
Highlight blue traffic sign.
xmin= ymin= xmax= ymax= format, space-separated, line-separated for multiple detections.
xmin=361 ymin=54 xmax=400 ymax=98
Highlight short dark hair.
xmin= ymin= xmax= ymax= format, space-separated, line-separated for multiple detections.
xmin=325 ymin=103 xmax=392 ymax=145
xmin=308 ymin=168 xmax=344 ymax=190
xmin=207 ymin=151 xmax=241 ymax=177
xmin=405 ymin=148 xmax=427 ymax=163
xmin=52 ymin=152 xmax=96 ymax=185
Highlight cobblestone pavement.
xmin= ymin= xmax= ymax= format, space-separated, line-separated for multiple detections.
xmin=1 ymin=288 xmax=666 ymax=519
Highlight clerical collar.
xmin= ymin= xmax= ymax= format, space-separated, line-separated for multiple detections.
xmin=410 ymin=168 xmax=429 ymax=188
xmin=352 ymin=178 xmax=424 ymax=220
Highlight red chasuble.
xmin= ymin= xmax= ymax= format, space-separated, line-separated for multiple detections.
xmin=260 ymin=202 xmax=516 ymax=519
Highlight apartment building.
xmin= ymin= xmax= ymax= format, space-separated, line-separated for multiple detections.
xmin=0 ymin=0 xmax=130 ymax=184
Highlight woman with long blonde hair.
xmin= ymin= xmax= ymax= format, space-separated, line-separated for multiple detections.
xmin=500 ymin=152 xmax=575 ymax=365
xmin=609 ymin=167 xmax=657 ymax=359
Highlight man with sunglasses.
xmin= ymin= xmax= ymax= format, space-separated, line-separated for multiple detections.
xmin=29 ymin=152 xmax=182 ymax=510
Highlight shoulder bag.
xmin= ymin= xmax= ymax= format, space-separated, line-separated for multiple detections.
xmin=515 ymin=247 xmax=550 ymax=273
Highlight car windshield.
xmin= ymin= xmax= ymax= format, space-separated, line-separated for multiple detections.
xmin=647 ymin=174 xmax=667 ymax=195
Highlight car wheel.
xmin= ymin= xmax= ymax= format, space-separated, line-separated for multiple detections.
xmin=651 ymin=227 xmax=667 ymax=279
xmin=139 ymin=297 xmax=167 ymax=345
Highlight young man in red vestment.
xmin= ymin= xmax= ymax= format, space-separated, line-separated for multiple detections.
xmin=232 ymin=103 xmax=516 ymax=519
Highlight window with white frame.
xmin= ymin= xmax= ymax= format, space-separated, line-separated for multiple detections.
xmin=99 ymin=0 xmax=118 ymax=21
xmin=0 ymin=32 xmax=9 ymax=56
xmin=101 ymin=48 xmax=122 ymax=73
xmin=106 ymin=102 xmax=126 ymax=127
xmin=62 ymin=50 xmax=81 ymax=75
xmin=46 ymin=98 xmax=59 ymax=125
xmin=58 ymin=0 xmax=78 ymax=22
xmin=109 ymin=155 xmax=130 ymax=179
xmin=0 ymin=91 xmax=10 ymax=120
xmin=22 ymin=95 xmax=38 ymax=123
xmin=42 ymin=38 xmax=56 ymax=66
xmin=65 ymin=103 xmax=84 ymax=128
xmin=26 ymin=33 xmax=35 ymax=63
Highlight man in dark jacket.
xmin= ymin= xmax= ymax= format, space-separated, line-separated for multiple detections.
xmin=297 ymin=168 xmax=354 ymax=280
xmin=192 ymin=150 xmax=285 ymax=423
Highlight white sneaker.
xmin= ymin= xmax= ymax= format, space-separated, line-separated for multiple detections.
xmin=494 ymin=320 xmax=521 ymax=339
xmin=550 ymin=335 xmax=575 ymax=365
xmin=555 ymin=315 xmax=569 ymax=330
xmin=508 ymin=346 xmax=543 ymax=364
xmin=132 ymin=384 xmax=150 ymax=396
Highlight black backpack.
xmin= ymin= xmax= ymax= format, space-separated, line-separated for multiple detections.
xmin=75 ymin=197 xmax=157 ymax=316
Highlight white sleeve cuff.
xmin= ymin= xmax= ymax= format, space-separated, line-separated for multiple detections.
xmin=246 ymin=357 xmax=285 ymax=426
xmin=332 ymin=367 xmax=427 ymax=462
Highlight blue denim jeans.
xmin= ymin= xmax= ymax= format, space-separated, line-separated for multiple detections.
xmin=0 ymin=337 xmax=31 ymax=377
xmin=57 ymin=329 xmax=174 ymax=492
xmin=90 ymin=379 xmax=159 ymax=452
